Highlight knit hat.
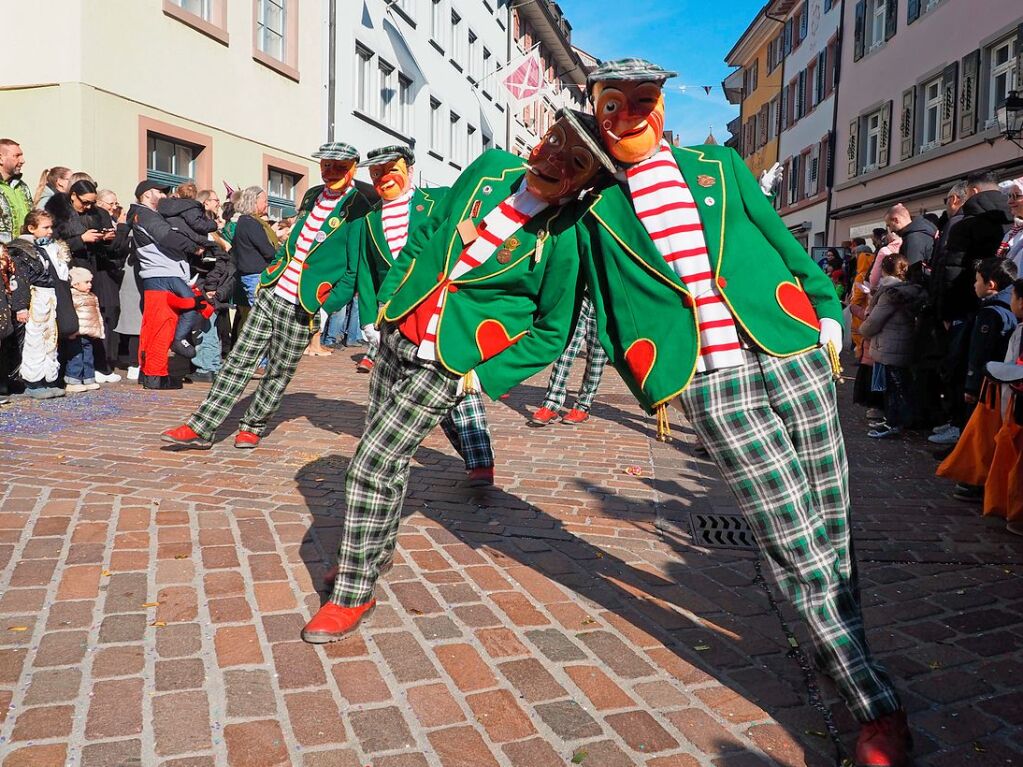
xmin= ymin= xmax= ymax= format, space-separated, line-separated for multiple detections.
xmin=360 ymin=145 xmax=415 ymax=167
xmin=312 ymin=142 xmax=360 ymax=162
xmin=69 ymin=266 xmax=93 ymax=285
xmin=999 ymin=177 xmax=1023 ymax=195
xmin=586 ymin=58 xmax=678 ymax=97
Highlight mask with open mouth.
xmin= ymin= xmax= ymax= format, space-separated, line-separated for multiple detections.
xmin=369 ymin=158 xmax=412 ymax=201
xmin=320 ymin=159 xmax=357 ymax=193
xmin=525 ymin=116 xmax=610 ymax=203
xmin=593 ymin=80 xmax=665 ymax=165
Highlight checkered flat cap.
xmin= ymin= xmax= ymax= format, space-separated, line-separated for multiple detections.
xmin=587 ymin=58 xmax=678 ymax=93
xmin=555 ymin=108 xmax=618 ymax=174
xmin=359 ymin=145 xmax=415 ymax=167
xmin=312 ymin=142 xmax=360 ymax=161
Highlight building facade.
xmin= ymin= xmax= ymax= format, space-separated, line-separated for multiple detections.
xmin=1 ymin=0 xmax=323 ymax=217
xmin=725 ymin=4 xmax=785 ymax=180
xmin=774 ymin=0 xmax=842 ymax=250
xmin=831 ymin=0 xmax=1023 ymax=240
xmin=335 ymin=0 xmax=510 ymax=188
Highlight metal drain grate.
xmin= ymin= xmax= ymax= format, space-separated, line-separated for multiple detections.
xmin=688 ymin=512 xmax=758 ymax=550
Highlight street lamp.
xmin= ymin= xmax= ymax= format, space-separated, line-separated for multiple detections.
xmin=997 ymin=90 xmax=1023 ymax=151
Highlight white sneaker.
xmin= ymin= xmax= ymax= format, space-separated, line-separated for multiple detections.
xmin=928 ymin=426 xmax=961 ymax=445
xmin=96 ymin=372 xmax=122 ymax=383
xmin=126 ymin=366 xmax=140 ymax=381
xmin=65 ymin=383 xmax=89 ymax=393
xmin=931 ymin=422 xmax=954 ymax=435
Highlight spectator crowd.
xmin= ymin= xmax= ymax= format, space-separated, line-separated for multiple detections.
xmin=0 ymin=137 xmax=366 ymax=405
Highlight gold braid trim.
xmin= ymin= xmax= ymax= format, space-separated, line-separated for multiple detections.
xmin=655 ymin=404 xmax=672 ymax=443
xmin=825 ymin=341 xmax=843 ymax=382
xmin=462 ymin=373 xmax=476 ymax=394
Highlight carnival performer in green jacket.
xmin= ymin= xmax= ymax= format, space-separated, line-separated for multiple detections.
xmin=577 ymin=58 xmax=909 ymax=767
xmin=161 ymin=142 xmax=371 ymax=450
xmin=301 ymin=110 xmax=616 ymax=644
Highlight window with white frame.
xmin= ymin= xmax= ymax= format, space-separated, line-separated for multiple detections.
xmin=431 ymin=0 xmax=445 ymax=48
xmin=267 ymin=168 xmax=299 ymax=219
xmin=256 ymin=0 xmax=286 ymax=61
xmin=988 ymin=36 xmax=1018 ymax=122
xmin=147 ymin=134 xmax=197 ymax=188
xmin=807 ymin=145 xmax=819 ymax=192
xmin=768 ymin=97 xmax=779 ymax=141
xmin=356 ymin=45 xmax=373 ymax=112
xmin=789 ymin=154 xmax=801 ymax=204
xmin=430 ymin=98 xmax=443 ymax=152
xmin=482 ymin=47 xmax=493 ymax=91
xmin=379 ymin=59 xmax=396 ymax=126
xmin=451 ymin=11 xmax=464 ymax=63
xmin=868 ymin=0 xmax=887 ymax=50
xmin=468 ymin=31 xmax=480 ymax=81
xmin=814 ymin=51 xmax=827 ymax=105
xmin=170 ymin=0 xmax=211 ymax=20
xmin=392 ymin=0 xmax=413 ymax=18
xmin=467 ymin=124 xmax=477 ymax=163
xmin=483 ymin=133 xmax=493 ymax=152
xmin=449 ymin=112 xmax=461 ymax=163
xmin=864 ymin=108 xmax=883 ymax=169
xmin=921 ymin=76 xmax=942 ymax=149
xmin=398 ymin=74 xmax=413 ymax=136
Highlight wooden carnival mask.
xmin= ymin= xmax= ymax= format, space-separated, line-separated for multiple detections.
xmin=369 ymin=158 xmax=412 ymax=202
xmin=593 ymin=80 xmax=665 ymax=165
xmin=525 ymin=118 xmax=603 ymax=203
xmin=320 ymin=159 xmax=358 ymax=193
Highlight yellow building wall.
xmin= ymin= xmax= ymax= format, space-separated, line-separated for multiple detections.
xmin=740 ymin=41 xmax=781 ymax=179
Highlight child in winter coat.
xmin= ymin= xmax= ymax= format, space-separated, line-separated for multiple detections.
xmin=62 ymin=266 xmax=105 ymax=392
xmin=963 ymin=258 xmax=1018 ymax=407
xmin=859 ymin=253 xmax=926 ymax=438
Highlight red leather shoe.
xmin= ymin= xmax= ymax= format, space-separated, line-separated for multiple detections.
xmin=855 ymin=710 xmax=912 ymax=767
xmin=530 ymin=406 xmax=559 ymax=426
xmin=467 ymin=466 xmax=495 ymax=487
xmin=322 ymin=556 xmax=393 ymax=588
xmin=161 ymin=425 xmax=212 ymax=449
xmin=356 ymin=357 xmax=374 ymax=373
xmin=561 ymin=408 xmax=590 ymax=424
xmin=234 ymin=430 xmax=260 ymax=449
xmin=301 ymin=599 xmax=376 ymax=644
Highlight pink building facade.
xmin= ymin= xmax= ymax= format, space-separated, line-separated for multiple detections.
xmin=831 ymin=0 xmax=1023 ymax=240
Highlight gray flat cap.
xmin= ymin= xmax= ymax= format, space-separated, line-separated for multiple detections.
xmin=312 ymin=142 xmax=360 ymax=162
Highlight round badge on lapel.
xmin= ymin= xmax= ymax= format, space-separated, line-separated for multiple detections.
xmin=496 ymin=248 xmax=512 ymax=264
xmin=328 ymin=217 xmax=340 ymax=229
xmin=482 ymin=185 xmax=493 ymax=196
xmin=416 ymin=204 xmax=424 ymax=212
xmin=704 ymin=197 xmax=716 ymax=206
xmin=315 ymin=231 xmax=327 ymax=243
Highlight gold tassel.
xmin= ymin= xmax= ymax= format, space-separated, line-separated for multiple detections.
xmin=655 ymin=404 xmax=672 ymax=443
xmin=462 ymin=373 xmax=476 ymax=394
xmin=825 ymin=341 xmax=843 ymax=382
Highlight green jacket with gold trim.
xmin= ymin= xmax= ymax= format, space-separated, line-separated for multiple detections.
xmin=578 ymin=143 xmax=842 ymax=413
xmin=377 ymin=149 xmax=584 ymax=399
xmin=354 ymin=186 xmax=448 ymax=323
xmin=258 ymin=184 xmax=372 ymax=314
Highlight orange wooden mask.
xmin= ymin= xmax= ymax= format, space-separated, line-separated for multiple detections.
xmin=369 ymin=158 xmax=412 ymax=201
xmin=525 ymin=118 xmax=601 ymax=203
xmin=320 ymin=159 xmax=357 ymax=192
xmin=594 ymin=81 xmax=665 ymax=164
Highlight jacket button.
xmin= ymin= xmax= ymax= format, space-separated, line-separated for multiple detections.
xmin=448 ymin=284 xmax=458 ymax=293
xmin=437 ymin=272 xmax=445 ymax=282
xmin=717 ymin=276 xmax=727 ymax=289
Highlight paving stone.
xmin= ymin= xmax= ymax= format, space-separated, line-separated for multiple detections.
xmin=34 ymin=630 xmax=88 ymax=666
xmin=98 ymin=613 xmax=147 ymax=643
xmin=224 ymin=669 xmax=278 ymax=717
xmin=605 ymin=710 xmax=679 ymax=752
xmin=465 ymin=689 xmax=536 ymax=742
xmin=215 ymin=625 xmax=264 ymax=666
xmin=92 ymin=645 xmax=145 ymax=678
xmin=85 ymin=678 xmax=144 ymax=739
xmin=24 ymin=667 xmax=82 ymax=704
xmin=524 ymin=628 xmax=587 ymax=661
xmin=427 ymin=725 xmax=502 ymax=767
xmin=406 ymin=682 xmax=466 ymax=727
xmin=80 ymin=739 xmax=142 ymax=767
xmin=224 ymin=720 xmax=290 ymax=766
xmin=498 ymin=658 xmax=567 ymax=702
xmin=2 ymin=743 xmax=68 ymax=767
xmin=349 ymin=706 xmax=416 ymax=752
xmin=155 ymin=658 xmax=206 ymax=691
xmin=153 ymin=691 xmax=211 ymax=755
xmin=11 ymin=704 xmax=74 ymax=741
xmin=502 ymin=738 xmax=564 ymax=767
xmin=534 ymin=700 xmax=603 ymax=740
xmin=435 ymin=643 xmax=498 ymax=691
xmin=332 ymin=659 xmax=391 ymax=703
xmin=565 ymin=664 xmax=636 ymax=710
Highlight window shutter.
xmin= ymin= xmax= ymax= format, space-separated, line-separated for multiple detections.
xmin=900 ymin=87 xmax=916 ymax=161
xmin=847 ymin=119 xmax=859 ymax=177
xmin=825 ymin=40 xmax=836 ymax=96
xmin=799 ymin=7 xmax=808 ymax=41
xmin=939 ymin=61 xmax=958 ymax=145
xmin=853 ymin=1 xmax=866 ymax=61
xmin=878 ymin=100 xmax=893 ymax=167
xmin=907 ymin=0 xmax=921 ymax=24
xmin=885 ymin=0 xmax=898 ymax=42
xmin=784 ymin=19 xmax=793 ymax=55
xmin=781 ymin=85 xmax=790 ymax=130
xmin=819 ymin=134 xmax=830 ymax=194
xmin=798 ymin=151 xmax=808 ymax=200
xmin=959 ymin=49 xmax=980 ymax=139
xmin=759 ymin=104 xmax=769 ymax=147
xmin=1016 ymin=23 xmax=1023 ymax=89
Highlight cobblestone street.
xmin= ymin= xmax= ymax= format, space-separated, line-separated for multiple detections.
xmin=0 ymin=353 xmax=1021 ymax=767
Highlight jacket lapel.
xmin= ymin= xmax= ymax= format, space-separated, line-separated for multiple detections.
xmin=673 ymin=146 xmax=725 ymax=276
xmin=366 ymin=205 xmax=390 ymax=265
xmin=305 ymin=188 xmax=358 ymax=259
xmin=443 ymin=167 xmax=524 ymax=276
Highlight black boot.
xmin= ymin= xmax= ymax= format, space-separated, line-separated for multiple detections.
xmin=141 ymin=374 xmax=165 ymax=389
xmin=171 ymin=337 xmax=197 ymax=359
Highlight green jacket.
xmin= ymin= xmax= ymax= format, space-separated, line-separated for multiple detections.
xmin=354 ymin=186 xmax=448 ymax=323
xmin=579 ymin=144 xmax=842 ymax=412
xmin=378 ymin=149 xmax=584 ymax=399
xmin=258 ymin=184 xmax=372 ymax=314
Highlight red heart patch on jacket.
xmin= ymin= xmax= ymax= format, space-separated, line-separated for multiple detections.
xmin=776 ymin=282 xmax=820 ymax=331
xmin=316 ymin=281 xmax=332 ymax=305
xmin=476 ymin=319 xmax=521 ymax=361
xmin=624 ymin=339 xmax=657 ymax=388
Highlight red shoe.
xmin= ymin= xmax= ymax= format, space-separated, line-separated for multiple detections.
xmin=301 ymin=599 xmax=376 ymax=644
xmin=855 ymin=710 xmax=912 ymax=767
xmin=161 ymin=424 xmax=212 ymax=449
xmin=561 ymin=408 xmax=590 ymax=424
xmin=322 ymin=556 xmax=393 ymax=588
xmin=234 ymin=430 xmax=260 ymax=449
xmin=530 ymin=406 xmax=559 ymax=426
xmin=356 ymin=357 xmax=374 ymax=373
xmin=467 ymin=466 xmax=495 ymax=487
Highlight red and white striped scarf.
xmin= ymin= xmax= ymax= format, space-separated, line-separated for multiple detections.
xmin=625 ymin=141 xmax=743 ymax=372
xmin=416 ymin=187 xmax=548 ymax=361
xmin=381 ymin=187 xmax=416 ymax=260
xmin=274 ymin=187 xmax=348 ymax=304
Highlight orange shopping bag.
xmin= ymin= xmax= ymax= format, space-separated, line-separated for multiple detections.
xmin=937 ymin=379 xmax=1002 ymax=486
xmin=983 ymin=393 xmax=1021 ymax=518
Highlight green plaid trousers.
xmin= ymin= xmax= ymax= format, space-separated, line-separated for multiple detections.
xmin=541 ymin=297 xmax=608 ymax=412
xmin=439 ymin=391 xmax=494 ymax=470
xmin=677 ymin=346 xmax=900 ymax=723
xmin=187 ymin=290 xmax=312 ymax=440
xmin=333 ymin=329 xmax=463 ymax=606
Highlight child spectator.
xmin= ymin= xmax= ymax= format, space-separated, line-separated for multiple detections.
xmin=859 ymin=253 xmax=925 ymax=438
xmin=964 ymin=258 xmax=1018 ymax=407
xmin=62 ymin=266 xmax=105 ymax=392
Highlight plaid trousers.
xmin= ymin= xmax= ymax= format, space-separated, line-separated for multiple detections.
xmin=541 ymin=297 xmax=608 ymax=412
xmin=334 ymin=329 xmax=463 ymax=606
xmin=187 ymin=290 xmax=312 ymax=439
xmin=676 ymin=346 xmax=900 ymax=723
xmin=439 ymin=391 xmax=494 ymax=470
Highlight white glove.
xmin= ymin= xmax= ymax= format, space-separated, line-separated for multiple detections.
xmin=361 ymin=323 xmax=381 ymax=346
xmin=759 ymin=162 xmax=783 ymax=195
xmin=819 ymin=317 xmax=843 ymax=352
